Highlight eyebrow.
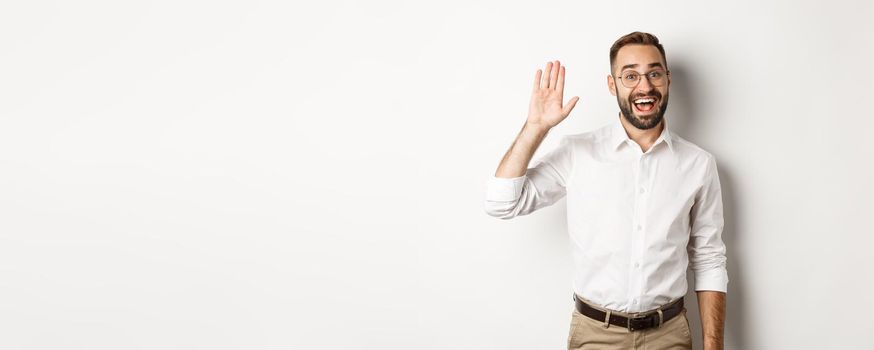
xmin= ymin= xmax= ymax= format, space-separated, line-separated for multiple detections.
xmin=619 ymin=62 xmax=664 ymax=71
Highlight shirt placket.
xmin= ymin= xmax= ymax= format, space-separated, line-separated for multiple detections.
xmin=627 ymin=150 xmax=649 ymax=311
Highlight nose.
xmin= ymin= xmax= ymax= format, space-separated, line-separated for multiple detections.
xmin=636 ymin=74 xmax=655 ymax=92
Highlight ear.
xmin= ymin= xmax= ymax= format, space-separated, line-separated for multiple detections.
xmin=607 ymin=74 xmax=617 ymax=96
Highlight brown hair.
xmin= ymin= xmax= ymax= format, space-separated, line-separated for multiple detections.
xmin=609 ymin=31 xmax=667 ymax=74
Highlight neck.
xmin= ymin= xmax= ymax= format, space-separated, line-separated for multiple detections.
xmin=619 ymin=112 xmax=664 ymax=153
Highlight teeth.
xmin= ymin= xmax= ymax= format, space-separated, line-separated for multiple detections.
xmin=634 ymin=98 xmax=655 ymax=104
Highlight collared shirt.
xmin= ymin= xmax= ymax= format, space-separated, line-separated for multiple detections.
xmin=484 ymin=117 xmax=728 ymax=313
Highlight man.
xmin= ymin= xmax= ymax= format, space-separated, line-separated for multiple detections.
xmin=483 ymin=32 xmax=727 ymax=350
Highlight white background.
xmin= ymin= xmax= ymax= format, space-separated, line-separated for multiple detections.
xmin=2 ymin=0 xmax=873 ymax=349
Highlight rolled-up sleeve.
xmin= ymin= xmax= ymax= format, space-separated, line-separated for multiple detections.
xmin=688 ymin=155 xmax=729 ymax=292
xmin=483 ymin=136 xmax=574 ymax=220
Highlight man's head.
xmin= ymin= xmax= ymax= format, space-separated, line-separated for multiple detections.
xmin=607 ymin=32 xmax=671 ymax=130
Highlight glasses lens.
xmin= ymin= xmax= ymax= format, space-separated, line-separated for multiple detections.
xmin=621 ymin=72 xmax=639 ymax=88
xmin=648 ymin=71 xmax=666 ymax=87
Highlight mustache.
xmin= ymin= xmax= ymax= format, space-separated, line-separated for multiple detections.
xmin=629 ymin=91 xmax=662 ymax=101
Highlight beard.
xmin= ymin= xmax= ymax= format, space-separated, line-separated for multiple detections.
xmin=616 ymin=89 xmax=669 ymax=130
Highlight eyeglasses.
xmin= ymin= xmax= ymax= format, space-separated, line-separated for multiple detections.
xmin=614 ymin=69 xmax=670 ymax=88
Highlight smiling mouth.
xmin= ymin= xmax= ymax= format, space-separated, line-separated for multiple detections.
xmin=632 ymin=97 xmax=658 ymax=114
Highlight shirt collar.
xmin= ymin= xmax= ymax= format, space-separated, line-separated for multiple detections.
xmin=610 ymin=115 xmax=675 ymax=154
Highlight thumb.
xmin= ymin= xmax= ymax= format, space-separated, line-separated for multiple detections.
xmin=562 ymin=96 xmax=580 ymax=116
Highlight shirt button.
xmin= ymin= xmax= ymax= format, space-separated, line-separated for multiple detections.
xmin=632 ymin=299 xmax=638 ymax=305
xmin=635 ymin=262 xmax=640 ymax=268
xmin=637 ymin=225 xmax=642 ymax=231
xmin=639 ymin=187 xmax=646 ymax=194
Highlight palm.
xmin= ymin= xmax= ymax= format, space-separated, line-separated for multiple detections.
xmin=527 ymin=60 xmax=579 ymax=129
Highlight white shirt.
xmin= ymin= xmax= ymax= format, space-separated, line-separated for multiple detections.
xmin=484 ymin=117 xmax=728 ymax=313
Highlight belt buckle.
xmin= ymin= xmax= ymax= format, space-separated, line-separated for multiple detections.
xmin=627 ymin=313 xmax=649 ymax=332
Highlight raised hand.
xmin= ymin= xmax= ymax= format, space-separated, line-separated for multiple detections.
xmin=526 ymin=60 xmax=580 ymax=131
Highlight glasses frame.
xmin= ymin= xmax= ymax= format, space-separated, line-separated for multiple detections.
xmin=614 ymin=69 xmax=671 ymax=88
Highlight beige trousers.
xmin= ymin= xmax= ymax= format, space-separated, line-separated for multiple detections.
xmin=567 ymin=304 xmax=692 ymax=350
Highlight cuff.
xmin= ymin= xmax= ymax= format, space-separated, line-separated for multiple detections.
xmin=485 ymin=175 xmax=526 ymax=202
xmin=693 ymin=267 xmax=729 ymax=293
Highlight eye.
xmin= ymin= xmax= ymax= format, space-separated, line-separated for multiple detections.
xmin=623 ymin=72 xmax=639 ymax=81
xmin=648 ymin=71 xmax=663 ymax=79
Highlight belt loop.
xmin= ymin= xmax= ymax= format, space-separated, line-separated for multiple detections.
xmin=657 ymin=309 xmax=664 ymax=328
xmin=603 ymin=310 xmax=611 ymax=329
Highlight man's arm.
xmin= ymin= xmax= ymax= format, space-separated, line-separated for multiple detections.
xmin=494 ymin=122 xmax=549 ymax=178
xmin=483 ymin=60 xmax=579 ymax=219
xmin=697 ymin=290 xmax=726 ymax=350
xmin=688 ymin=155 xmax=729 ymax=350
xmin=494 ymin=60 xmax=579 ymax=178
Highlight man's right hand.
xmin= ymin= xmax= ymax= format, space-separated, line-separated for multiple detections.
xmin=526 ymin=60 xmax=580 ymax=132
xmin=492 ymin=60 xmax=579 ymax=179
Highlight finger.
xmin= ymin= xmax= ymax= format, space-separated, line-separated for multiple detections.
xmin=533 ymin=69 xmax=542 ymax=91
xmin=549 ymin=60 xmax=560 ymax=90
xmin=540 ymin=62 xmax=552 ymax=89
xmin=562 ymin=96 xmax=580 ymax=116
xmin=556 ymin=65 xmax=566 ymax=92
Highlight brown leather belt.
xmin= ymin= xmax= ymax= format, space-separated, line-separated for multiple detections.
xmin=573 ymin=294 xmax=684 ymax=332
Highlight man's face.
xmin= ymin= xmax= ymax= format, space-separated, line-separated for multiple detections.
xmin=608 ymin=44 xmax=671 ymax=130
